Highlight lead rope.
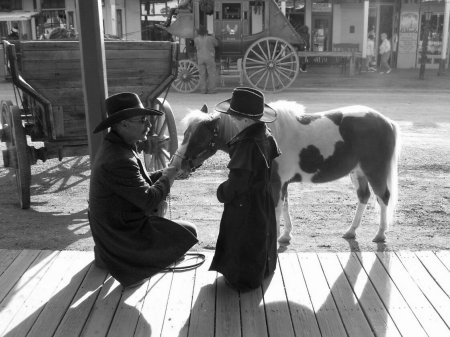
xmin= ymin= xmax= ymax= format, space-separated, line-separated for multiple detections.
xmin=163 ymin=159 xmax=205 ymax=272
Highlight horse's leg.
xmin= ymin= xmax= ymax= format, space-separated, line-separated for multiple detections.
xmin=278 ymin=190 xmax=292 ymax=243
xmin=274 ymin=195 xmax=283 ymax=240
xmin=343 ymin=170 xmax=371 ymax=239
xmin=373 ymin=197 xmax=388 ymax=242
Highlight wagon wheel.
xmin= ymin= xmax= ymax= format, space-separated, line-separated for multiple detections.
xmin=243 ymin=37 xmax=299 ymax=92
xmin=171 ymin=60 xmax=200 ymax=93
xmin=1 ymin=101 xmax=31 ymax=209
xmin=143 ymin=98 xmax=178 ymax=172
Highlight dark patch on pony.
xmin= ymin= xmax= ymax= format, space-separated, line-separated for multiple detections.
xmin=326 ymin=111 xmax=344 ymax=125
xmin=299 ymin=140 xmax=358 ymax=183
xmin=299 ymin=145 xmax=324 ymax=173
xmin=296 ymin=115 xmax=321 ymax=125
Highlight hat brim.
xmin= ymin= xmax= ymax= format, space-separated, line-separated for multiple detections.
xmin=93 ymin=107 xmax=163 ymax=133
xmin=215 ymin=99 xmax=277 ymax=123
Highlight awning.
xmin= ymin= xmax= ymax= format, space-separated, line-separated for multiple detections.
xmin=0 ymin=11 xmax=39 ymax=22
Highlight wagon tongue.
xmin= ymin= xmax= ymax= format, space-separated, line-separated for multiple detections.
xmin=163 ymin=13 xmax=194 ymax=38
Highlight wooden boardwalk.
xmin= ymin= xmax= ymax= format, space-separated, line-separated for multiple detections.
xmin=1 ymin=250 xmax=450 ymax=337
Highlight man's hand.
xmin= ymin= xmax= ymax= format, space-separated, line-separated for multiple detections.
xmin=162 ymin=166 xmax=178 ymax=185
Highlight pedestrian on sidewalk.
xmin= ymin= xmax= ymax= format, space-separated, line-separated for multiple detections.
xmin=366 ymin=34 xmax=376 ymax=72
xmin=379 ymin=32 xmax=392 ymax=74
xmin=297 ymin=25 xmax=310 ymax=72
xmin=194 ymin=26 xmax=218 ymax=94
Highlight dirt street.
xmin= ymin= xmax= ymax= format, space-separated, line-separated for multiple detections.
xmin=0 ymin=87 xmax=449 ymax=253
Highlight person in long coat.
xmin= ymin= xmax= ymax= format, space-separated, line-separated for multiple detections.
xmin=89 ymin=92 xmax=198 ymax=288
xmin=210 ymin=87 xmax=281 ymax=291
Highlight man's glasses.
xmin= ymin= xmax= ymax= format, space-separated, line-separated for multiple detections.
xmin=128 ymin=117 xmax=151 ymax=126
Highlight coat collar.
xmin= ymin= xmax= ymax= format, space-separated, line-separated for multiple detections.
xmin=227 ymin=122 xmax=266 ymax=146
xmin=105 ymin=131 xmax=137 ymax=152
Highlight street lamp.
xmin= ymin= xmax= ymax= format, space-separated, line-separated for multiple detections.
xmin=419 ymin=9 xmax=432 ymax=79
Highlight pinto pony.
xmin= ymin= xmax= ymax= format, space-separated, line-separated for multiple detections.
xmin=172 ymin=101 xmax=401 ymax=243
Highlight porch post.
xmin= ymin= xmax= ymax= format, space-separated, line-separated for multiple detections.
xmin=76 ymin=0 xmax=108 ymax=161
xmin=305 ymin=0 xmax=312 ymax=45
xmin=438 ymin=0 xmax=450 ymax=75
xmin=362 ymin=0 xmax=369 ymax=69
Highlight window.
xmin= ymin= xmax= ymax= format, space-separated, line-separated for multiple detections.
xmin=0 ymin=0 xmax=22 ymax=10
xmin=36 ymin=9 xmax=67 ymax=38
xmin=223 ymin=3 xmax=241 ymax=20
xmin=116 ymin=9 xmax=123 ymax=38
xmin=249 ymin=1 xmax=264 ymax=34
xmin=41 ymin=0 xmax=65 ymax=9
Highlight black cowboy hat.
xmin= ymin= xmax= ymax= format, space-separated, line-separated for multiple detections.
xmin=215 ymin=87 xmax=277 ymax=123
xmin=93 ymin=92 xmax=163 ymax=133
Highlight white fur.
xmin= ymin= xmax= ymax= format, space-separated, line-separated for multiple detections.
xmin=179 ymin=101 xmax=400 ymax=244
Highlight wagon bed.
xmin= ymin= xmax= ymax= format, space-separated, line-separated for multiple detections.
xmin=1 ymin=40 xmax=180 ymax=209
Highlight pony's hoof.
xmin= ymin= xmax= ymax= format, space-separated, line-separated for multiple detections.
xmin=372 ymin=234 xmax=386 ymax=242
xmin=278 ymin=234 xmax=291 ymax=244
xmin=342 ymin=231 xmax=356 ymax=239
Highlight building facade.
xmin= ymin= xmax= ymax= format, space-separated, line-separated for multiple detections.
xmin=1 ymin=0 xmax=449 ymax=69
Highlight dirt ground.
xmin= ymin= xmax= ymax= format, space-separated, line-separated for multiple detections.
xmin=0 ymin=91 xmax=449 ymax=253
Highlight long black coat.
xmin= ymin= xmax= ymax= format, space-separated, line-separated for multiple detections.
xmin=210 ymin=123 xmax=281 ymax=291
xmin=89 ymin=131 xmax=197 ymax=287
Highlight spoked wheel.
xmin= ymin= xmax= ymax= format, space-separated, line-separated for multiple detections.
xmin=243 ymin=37 xmax=299 ymax=92
xmin=171 ymin=60 xmax=200 ymax=93
xmin=1 ymin=101 xmax=31 ymax=209
xmin=143 ymin=98 xmax=178 ymax=171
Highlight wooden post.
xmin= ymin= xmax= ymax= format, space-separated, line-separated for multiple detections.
xmin=76 ymin=0 xmax=108 ymax=162
xmin=419 ymin=11 xmax=430 ymax=80
xmin=362 ymin=0 xmax=369 ymax=70
xmin=438 ymin=0 xmax=450 ymax=75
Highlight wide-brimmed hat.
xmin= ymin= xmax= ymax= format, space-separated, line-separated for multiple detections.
xmin=93 ymin=92 xmax=162 ymax=133
xmin=215 ymin=87 xmax=277 ymax=123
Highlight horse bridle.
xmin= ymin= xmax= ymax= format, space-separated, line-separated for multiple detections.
xmin=173 ymin=118 xmax=220 ymax=172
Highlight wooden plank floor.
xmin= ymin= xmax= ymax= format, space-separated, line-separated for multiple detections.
xmin=1 ymin=250 xmax=450 ymax=337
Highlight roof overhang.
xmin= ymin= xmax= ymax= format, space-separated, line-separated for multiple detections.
xmin=0 ymin=11 xmax=39 ymax=22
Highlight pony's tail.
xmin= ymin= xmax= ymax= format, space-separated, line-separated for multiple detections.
xmin=386 ymin=121 xmax=401 ymax=227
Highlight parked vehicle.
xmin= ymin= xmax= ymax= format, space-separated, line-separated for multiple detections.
xmin=164 ymin=0 xmax=305 ymax=93
xmin=1 ymin=40 xmax=179 ymax=209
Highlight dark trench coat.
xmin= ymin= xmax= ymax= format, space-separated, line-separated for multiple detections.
xmin=210 ymin=122 xmax=281 ymax=291
xmin=89 ymin=131 xmax=197 ymax=287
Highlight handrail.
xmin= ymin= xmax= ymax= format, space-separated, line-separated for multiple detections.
xmin=4 ymin=40 xmax=55 ymax=139
xmin=146 ymin=42 xmax=179 ymax=103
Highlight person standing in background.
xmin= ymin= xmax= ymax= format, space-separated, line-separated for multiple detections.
xmin=194 ymin=26 xmax=218 ymax=94
xmin=379 ymin=32 xmax=392 ymax=74
xmin=297 ymin=25 xmax=310 ymax=72
xmin=366 ymin=34 xmax=376 ymax=72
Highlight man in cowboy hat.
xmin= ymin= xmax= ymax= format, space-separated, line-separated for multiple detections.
xmin=89 ymin=92 xmax=198 ymax=288
xmin=210 ymin=87 xmax=281 ymax=291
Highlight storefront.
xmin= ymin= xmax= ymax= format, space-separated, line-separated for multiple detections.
xmin=0 ymin=11 xmax=38 ymax=40
xmin=284 ymin=0 xmax=449 ymax=69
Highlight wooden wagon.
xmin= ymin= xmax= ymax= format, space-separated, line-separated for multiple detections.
xmin=0 ymin=40 xmax=179 ymax=209
xmin=164 ymin=0 xmax=305 ymax=93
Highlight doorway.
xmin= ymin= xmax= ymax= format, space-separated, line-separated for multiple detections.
xmin=369 ymin=4 xmax=395 ymax=67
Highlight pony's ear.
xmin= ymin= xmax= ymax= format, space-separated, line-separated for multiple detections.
xmin=200 ymin=104 xmax=208 ymax=113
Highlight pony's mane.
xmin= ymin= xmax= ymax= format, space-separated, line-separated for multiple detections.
xmin=181 ymin=101 xmax=306 ymax=141
xmin=181 ymin=108 xmax=237 ymax=142
xmin=181 ymin=109 xmax=220 ymax=130
xmin=268 ymin=100 xmax=306 ymax=119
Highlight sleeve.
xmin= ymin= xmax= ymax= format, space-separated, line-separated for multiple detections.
xmin=217 ymin=168 xmax=252 ymax=203
xmin=227 ymin=141 xmax=256 ymax=171
xmin=149 ymin=170 xmax=163 ymax=183
xmin=101 ymin=156 xmax=170 ymax=214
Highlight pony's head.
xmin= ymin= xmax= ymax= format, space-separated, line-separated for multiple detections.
xmin=171 ymin=104 xmax=232 ymax=177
